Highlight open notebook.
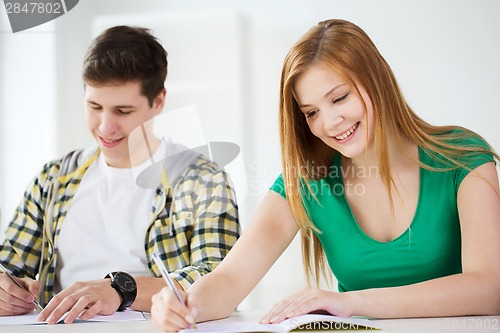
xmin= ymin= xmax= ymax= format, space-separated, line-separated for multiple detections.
xmin=181 ymin=314 xmax=381 ymax=332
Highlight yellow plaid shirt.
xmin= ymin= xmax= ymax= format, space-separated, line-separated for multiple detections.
xmin=0 ymin=147 xmax=240 ymax=306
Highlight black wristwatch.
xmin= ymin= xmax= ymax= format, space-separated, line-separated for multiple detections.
xmin=104 ymin=271 xmax=137 ymax=311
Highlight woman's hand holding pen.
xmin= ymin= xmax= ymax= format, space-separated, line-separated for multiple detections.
xmin=0 ymin=273 xmax=41 ymax=316
xmin=151 ymin=286 xmax=198 ymax=332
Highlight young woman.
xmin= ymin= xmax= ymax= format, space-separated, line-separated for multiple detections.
xmin=150 ymin=19 xmax=500 ymax=331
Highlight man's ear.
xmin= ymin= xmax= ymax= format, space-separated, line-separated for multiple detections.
xmin=152 ymin=88 xmax=167 ymax=114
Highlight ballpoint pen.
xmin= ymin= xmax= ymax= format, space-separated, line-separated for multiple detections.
xmin=152 ymin=252 xmax=196 ymax=328
xmin=0 ymin=262 xmax=43 ymax=311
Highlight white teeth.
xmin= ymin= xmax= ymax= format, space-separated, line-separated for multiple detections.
xmin=334 ymin=123 xmax=358 ymax=140
xmin=102 ymin=138 xmax=119 ymax=143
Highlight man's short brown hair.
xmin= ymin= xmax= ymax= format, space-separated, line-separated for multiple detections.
xmin=82 ymin=25 xmax=168 ymax=106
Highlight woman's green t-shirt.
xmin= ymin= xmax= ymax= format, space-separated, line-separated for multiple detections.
xmin=270 ymin=137 xmax=494 ymax=292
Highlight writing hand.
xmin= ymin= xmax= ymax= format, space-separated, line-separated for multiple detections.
xmin=36 ymin=279 xmax=121 ymax=324
xmin=151 ymin=286 xmax=197 ymax=332
xmin=0 ymin=273 xmax=41 ymax=316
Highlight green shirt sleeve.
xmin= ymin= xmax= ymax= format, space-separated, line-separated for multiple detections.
xmin=453 ymin=135 xmax=495 ymax=189
xmin=269 ymin=173 xmax=287 ymax=199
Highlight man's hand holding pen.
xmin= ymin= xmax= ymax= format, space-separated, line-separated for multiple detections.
xmin=0 ymin=269 xmax=42 ymax=316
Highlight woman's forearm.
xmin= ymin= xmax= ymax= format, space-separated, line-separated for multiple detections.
xmin=350 ymin=272 xmax=500 ymax=318
xmin=188 ymin=271 xmax=245 ymax=322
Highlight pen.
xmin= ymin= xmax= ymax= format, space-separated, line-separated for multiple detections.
xmin=0 ymin=262 xmax=43 ymax=311
xmin=152 ymin=252 xmax=196 ymax=328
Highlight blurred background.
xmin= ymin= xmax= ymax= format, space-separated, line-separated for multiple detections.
xmin=1 ymin=0 xmax=499 ymax=311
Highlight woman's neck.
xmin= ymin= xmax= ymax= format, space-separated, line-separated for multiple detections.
xmin=346 ymin=135 xmax=417 ymax=173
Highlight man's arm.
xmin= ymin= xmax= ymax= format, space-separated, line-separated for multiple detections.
xmin=0 ymin=162 xmax=57 ymax=315
xmin=131 ymin=159 xmax=240 ymax=311
xmin=0 ymin=162 xmax=53 ymax=278
xmin=130 ymin=276 xmax=178 ymax=311
xmin=167 ymin=160 xmax=240 ymax=290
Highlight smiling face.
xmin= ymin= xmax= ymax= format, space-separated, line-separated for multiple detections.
xmin=84 ymin=81 xmax=165 ymax=168
xmin=294 ymin=64 xmax=376 ymax=161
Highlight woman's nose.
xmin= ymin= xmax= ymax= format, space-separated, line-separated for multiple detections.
xmin=323 ymin=111 xmax=344 ymax=132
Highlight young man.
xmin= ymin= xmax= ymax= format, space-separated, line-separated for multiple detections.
xmin=0 ymin=26 xmax=240 ymax=324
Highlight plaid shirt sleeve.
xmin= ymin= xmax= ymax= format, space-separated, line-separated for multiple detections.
xmin=0 ymin=161 xmax=58 ymax=278
xmin=150 ymin=156 xmax=241 ymax=290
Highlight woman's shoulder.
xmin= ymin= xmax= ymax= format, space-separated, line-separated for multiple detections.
xmin=432 ymin=127 xmax=492 ymax=150
xmin=270 ymin=173 xmax=286 ymax=198
xmin=422 ymin=127 xmax=496 ymax=187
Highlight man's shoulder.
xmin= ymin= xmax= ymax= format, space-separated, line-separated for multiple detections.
xmin=190 ymin=154 xmax=224 ymax=174
xmin=40 ymin=146 xmax=98 ymax=178
xmin=162 ymin=138 xmax=226 ymax=185
xmin=176 ymin=154 xmax=227 ymax=185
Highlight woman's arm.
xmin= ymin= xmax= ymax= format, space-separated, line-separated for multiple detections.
xmin=190 ymin=191 xmax=299 ymax=320
xmin=262 ymin=162 xmax=500 ymax=322
xmin=352 ymin=162 xmax=500 ymax=318
xmin=151 ymin=191 xmax=299 ymax=330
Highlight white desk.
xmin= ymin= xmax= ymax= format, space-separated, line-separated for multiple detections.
xmin=376 ymin=315 xmax=500 ymax=332
xmin=2 ymin=311 xmax=499 ymax=332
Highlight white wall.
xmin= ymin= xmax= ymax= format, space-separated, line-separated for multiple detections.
xmin=0 ymin=13 xmax=57 ymax=233
xmin=1 ymin=0 xmax=499 ymax=311
xmin=0 ymin=10 xmax=5 ymax=226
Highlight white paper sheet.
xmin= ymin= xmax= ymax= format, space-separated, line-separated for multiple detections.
xmin=0 ymin=309 xmax=146 ymax=326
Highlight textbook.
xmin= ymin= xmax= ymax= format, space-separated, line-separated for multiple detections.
xmin=181 ymin=314 xmax=381 ymax=332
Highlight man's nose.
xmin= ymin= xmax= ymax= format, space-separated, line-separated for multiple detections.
xmin=99 ymin=112 xmax=118 ymax=136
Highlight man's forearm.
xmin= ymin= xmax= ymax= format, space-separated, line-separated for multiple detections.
xmin=131 ymin=276 xmax=168 ymax=312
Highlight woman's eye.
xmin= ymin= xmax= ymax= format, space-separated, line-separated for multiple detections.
xmin=333 ymin=94 xmax=348 ymax=103
xmin=306 ymin=110 xmax=318 ymax=118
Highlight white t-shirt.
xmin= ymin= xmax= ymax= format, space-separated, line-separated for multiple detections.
xmin=54 ymin=139 xmax=168 ymax=292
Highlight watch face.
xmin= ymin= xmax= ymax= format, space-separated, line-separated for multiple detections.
xmin=114 ymin=272 xmax=137 ymax=292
